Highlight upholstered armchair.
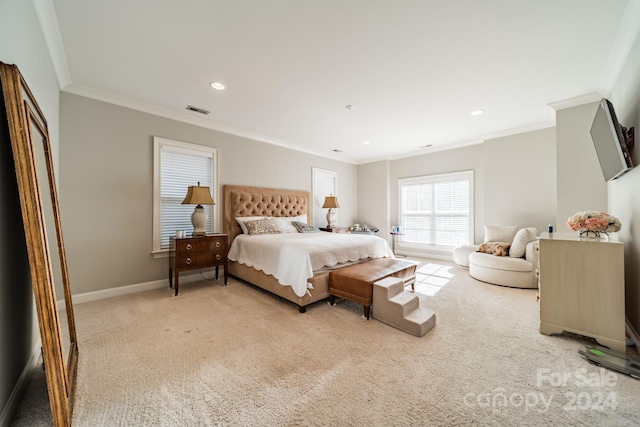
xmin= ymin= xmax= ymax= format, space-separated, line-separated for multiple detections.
xmin=454 ymin=225 xmax=539 ymax=289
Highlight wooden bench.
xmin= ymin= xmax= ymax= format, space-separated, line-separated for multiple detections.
xmin=329 ymin=258 xmax=417 ymax=319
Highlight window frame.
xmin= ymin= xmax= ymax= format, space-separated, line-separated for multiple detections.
xmin=397 ymin=170 xmax=474 ymax=254
xmin=152 ymin=136 xmax=219 ymax=257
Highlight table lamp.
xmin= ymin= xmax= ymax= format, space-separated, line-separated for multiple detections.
xmin=182 ymin=182 xmax=215 ymax=236
xmin=322 ymin=195 xmax=340 ymax=229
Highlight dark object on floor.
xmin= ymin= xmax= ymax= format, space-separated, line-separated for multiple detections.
xmin=579 ymin=344 xmax=640 ymax=379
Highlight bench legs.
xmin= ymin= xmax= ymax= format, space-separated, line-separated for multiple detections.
xmin=329 ymin=294 xmax=371 ymax=319
xmin=363 ymin=305 xmax=371 ymax=319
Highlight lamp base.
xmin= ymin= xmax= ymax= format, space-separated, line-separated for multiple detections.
xmin=191 ymin=205 xmax=208 ymax=236
xmin=326 ymin=208 xmax=336 ymax=229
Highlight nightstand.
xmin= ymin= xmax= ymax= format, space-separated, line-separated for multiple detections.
xmin=389 ymin=232 xmax=406 ymax=258
xmin=169 ymin=234 xmax=228 ymax=296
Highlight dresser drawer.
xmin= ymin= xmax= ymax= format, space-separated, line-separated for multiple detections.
xmin=177 ymin=252 xmax=226 ymax=268
xmin=176 ymin=236 xmax=227 ymax=253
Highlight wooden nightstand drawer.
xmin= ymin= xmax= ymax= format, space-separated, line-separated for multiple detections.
xmin=169 ymin=234 xmax=228 ymax=295
xmin=177 ymin=237 xmax=226 ymax=253
xmin=177 ymin=252 xmax=226 ymax=268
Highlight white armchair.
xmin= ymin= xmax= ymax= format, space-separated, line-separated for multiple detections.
xmin=457 ymin=225 xmax=539 ymax=289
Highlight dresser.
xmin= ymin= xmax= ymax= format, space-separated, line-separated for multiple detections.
xmin=169 ymin=234 xmax=228 ymax=296
xmin=538 ymin=232 xmax=625 ymax=352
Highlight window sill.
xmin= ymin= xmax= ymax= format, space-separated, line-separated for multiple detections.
xmin=152 ymin=249 xmax=169 ymax=259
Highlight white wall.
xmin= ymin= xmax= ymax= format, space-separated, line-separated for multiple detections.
xmin=608 ymin=28 xmax=640 ymax=337
xmin=483 ymin=129 xmax=557 ymax=230
xmin=357 ymin=160 xmax=390 ymax=237
xmin=366 ymin=127 xmax=556 ymax=253
xmin=59 ymin=93 xmax=358 ymax=295
xmin=555 ymin=101 xmax=608 ymax=229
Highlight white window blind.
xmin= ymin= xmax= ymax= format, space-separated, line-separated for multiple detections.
xmin=153 ymin=137 xmax=218 ymax=253
xmin=399 ymin=171 xmax=473 ymax=248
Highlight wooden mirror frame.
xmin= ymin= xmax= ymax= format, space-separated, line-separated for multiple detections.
xmin=1 ymin=63 xmax=78 ymax=426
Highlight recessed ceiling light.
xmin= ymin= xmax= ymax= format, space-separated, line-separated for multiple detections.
xmin=363 ymin=140 xmax=371 ymax=145
xmin=470 ymin=110 xmax=484 ymax=116
xmin=419 ymin=144 xmax=432 ymax=149
xmin=210 ymin=81 xmax=226 ymax=90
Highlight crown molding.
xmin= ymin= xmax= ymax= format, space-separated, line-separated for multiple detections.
xmin=31 ymin=0 xmax=70 ymax=89
xmin=62 ymin=83 xmax=356 ymax=164
xmin=548 ymin=92 xmax=604 ymax=111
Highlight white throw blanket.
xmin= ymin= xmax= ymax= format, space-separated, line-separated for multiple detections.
xmin=227 ymin=233 xmax=394 ymax=297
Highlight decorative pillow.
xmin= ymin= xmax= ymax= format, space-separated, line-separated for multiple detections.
xmin=509 ymin=227 xmax=537 ymax=258
xmin=269 ymin=214 xmax=307 ymax=233
xmin=477 ymin=242 xmax=511 ymax=257
xmin=484 ymin=225 xmax=519 ymax=243
xmin=243 ymin=219 xmax=282 ymax=235
xmin=235 ymin=216 xmax=267 ymax=234
xmin=292 ymin=221 xmax=320 ymax=233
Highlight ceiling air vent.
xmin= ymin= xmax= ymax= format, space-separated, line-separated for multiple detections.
xmin=186 ymin=105 xmax=210 ymax=115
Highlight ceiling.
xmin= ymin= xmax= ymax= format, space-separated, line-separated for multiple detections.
xmin=40 ymin=0 xmax=639 ymax=164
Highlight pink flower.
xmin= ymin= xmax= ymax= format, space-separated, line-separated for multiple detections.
xmin=566 ymin=210 xmax=621 ymax=234
xmin=584 ymin=217 xmax=608 ymax=231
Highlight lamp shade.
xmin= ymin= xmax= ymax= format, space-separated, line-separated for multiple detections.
xmin=182 ymin=182 xmax=215 ymax=206
xmin=322 ymin=196 xmax=340 ymax=209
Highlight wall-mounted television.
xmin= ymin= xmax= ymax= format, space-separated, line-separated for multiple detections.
xmin=590 ymin=98 xmax=635 ymax=181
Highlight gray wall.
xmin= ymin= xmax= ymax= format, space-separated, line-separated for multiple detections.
xmin=555 ymin=101 xmax=608 ymax=228
xmin=608 ymin=29 xmax=640 ymax=337
xmin=59 ymin=93 xmax=358 ymax=294
xmin=357 ymin=160 xmax=390 ymax=236
xmin=0 ymin=0 xmax=61 ymax=423
xmin=367 ymin=127 xmax=556 ymax=249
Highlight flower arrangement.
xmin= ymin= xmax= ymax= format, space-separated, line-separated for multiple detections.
xmin=566 ymin=211 xmax=621 ymax=237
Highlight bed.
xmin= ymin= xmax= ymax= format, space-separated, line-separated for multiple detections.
xmin=224 ymin=185 xmax=394 ymax=312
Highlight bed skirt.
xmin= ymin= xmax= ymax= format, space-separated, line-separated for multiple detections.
xmin=228 ymin=261 xmax=330 ymax=312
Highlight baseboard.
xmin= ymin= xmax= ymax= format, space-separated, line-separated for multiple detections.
xmin=0 ymin=347 xmax=42 ymax=426
xmin=66 ymin=271 xmax=217 ymax=306
xmin=626 ymin=317 xmax=640 ymax=353
xmin=396 ymin=250 xmax=453 ymax=263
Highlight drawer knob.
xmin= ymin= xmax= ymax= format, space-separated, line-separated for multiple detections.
xmin=216 ymin=254 xmax=221 ymax=260
xmin=186 ymin=244 xmax=192 ymax=251
xmin=216 ymin=241 xmax=221 ymax=248
xmin=185 ymin=258 xmax=192 ymax=265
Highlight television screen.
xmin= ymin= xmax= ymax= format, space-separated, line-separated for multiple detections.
xmin=590 ymin=98 xmax=633 ymax=181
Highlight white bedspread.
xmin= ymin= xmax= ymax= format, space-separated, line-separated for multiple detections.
xmin=227 ymin=233 xmax=394 ymax=297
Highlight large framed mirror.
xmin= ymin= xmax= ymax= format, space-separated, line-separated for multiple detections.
xmin=1 ymin=62 xmax=78 ymax=426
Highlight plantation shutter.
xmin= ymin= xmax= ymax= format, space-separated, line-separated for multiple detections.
xmin=159 ymin=145 xmax=215 ymax=249
xmin=400 ymin=171 xmax=472 ymax=248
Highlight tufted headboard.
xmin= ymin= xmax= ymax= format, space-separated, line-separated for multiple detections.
xmin=223 ymin=185 xmax=311 ymax=245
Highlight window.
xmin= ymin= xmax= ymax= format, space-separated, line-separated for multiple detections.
xmin=398 ymin=171 xmax=473 ymax=249
xmin=152 ymin=137 xmax=218 ymax=254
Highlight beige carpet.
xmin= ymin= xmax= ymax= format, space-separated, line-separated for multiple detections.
xmin=13 ymin=259 xmax=640 ymax=426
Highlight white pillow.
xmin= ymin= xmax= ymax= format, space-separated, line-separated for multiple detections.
xmin=484 ymin=225 xmax=519 ymax=243
xmin=290 ymin=213 xmax=307 ymax=224
xmin=509 ymin=227 xmax=537 ymax=258
xmin=269 ymin=217 xmax=297 ymax=233
xmin=268 ymin=214 xmax=308 ymax=233
xmin=235 ymin=216 xmax=266 ymax=234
